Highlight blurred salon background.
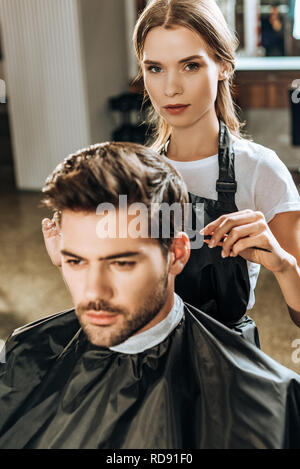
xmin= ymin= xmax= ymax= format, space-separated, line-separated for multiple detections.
xmin=0 ymin=0 xmax=299 ymax=370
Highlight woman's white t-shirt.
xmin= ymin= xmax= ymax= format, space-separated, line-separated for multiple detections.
xmin=162 ymin=137 xmax=300 ymax=310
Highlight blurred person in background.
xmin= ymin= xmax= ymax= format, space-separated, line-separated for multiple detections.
xmin=261 ymin=2 xmax=285 ymax=56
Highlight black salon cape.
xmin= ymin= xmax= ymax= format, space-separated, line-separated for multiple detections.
xmin=0 ymin=304 xmax=300 ymax=449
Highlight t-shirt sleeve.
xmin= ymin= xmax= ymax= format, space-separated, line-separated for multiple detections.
xmin=253 ymin=149 xmax=300 ymax=223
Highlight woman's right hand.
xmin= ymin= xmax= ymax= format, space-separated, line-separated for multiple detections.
xmin=42 ymin=213 xmax=62 ymax=267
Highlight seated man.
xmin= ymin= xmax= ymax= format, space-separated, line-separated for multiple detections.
xmin=0 ymin=142 xmax=299 ymax=449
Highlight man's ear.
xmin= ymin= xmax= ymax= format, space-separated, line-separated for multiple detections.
xmin=168 ymin=232 xmax=190 ymax=276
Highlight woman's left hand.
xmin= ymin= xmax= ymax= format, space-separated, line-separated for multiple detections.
xmin=42 ymin=213 xmax=62 ymax=267
xmin=201 ymin=209 xmax=293 ymax=273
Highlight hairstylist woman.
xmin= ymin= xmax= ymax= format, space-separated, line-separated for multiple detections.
xmin=42 ymin=0 xmax=300 ymax=341
xmin=130 ymin=0 xmax=300 ymax=337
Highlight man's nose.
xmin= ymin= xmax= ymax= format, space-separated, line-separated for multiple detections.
xmin=84 ymin=265 xmax=113 ymax=302
xmin=164 ymin=72 xmax=183 ymax=97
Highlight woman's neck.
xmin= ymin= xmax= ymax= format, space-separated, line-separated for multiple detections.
xmin=166 ymin=111 xmax=220 ymax=162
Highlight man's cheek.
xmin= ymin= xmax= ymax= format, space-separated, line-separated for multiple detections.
xmin=62 ymin=269 xmax=81 ymax=301
xmin=61 ymin=266 xmax=71 ymax=290
xmin=131 ymin=271 xmax=157 ymax=294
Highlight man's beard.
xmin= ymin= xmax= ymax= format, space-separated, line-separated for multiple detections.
xmin=75 ymin=270 xmax=169 ymax=348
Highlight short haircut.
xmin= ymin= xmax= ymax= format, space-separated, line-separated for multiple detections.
xmin=42 ymin=141 xmax=189 ymax=256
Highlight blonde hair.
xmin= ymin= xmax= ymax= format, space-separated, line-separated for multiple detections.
xmin=133 ymin=0 xmax=244 ymax=150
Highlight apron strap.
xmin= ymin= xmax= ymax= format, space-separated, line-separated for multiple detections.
xmin=159 ymin=120 xmax=238 ymax=204
xmin=216 ymin=120 xmax=237 ymax=203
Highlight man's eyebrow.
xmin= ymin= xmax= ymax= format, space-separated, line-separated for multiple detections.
xmin=61 ymin=250 xmax=85 ymax=260
xmin=143 ymin=54 xmax=205 ymax=65
xmin=60 ymin=250 xmax=141 ymax=261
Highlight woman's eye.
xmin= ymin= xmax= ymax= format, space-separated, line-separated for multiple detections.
xmin=147 ymin=65 xmax=162 ymax=73
xmin=185 ymin=62 xmax=200 ymax=71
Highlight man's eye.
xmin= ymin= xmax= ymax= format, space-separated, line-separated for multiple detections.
xmin=112 ymin=261 xmax=136 ymax=268
xmin=185 ymin=62 xmax=200 ymax=71
xmin=66 ymin=259 xmax=82 ymax=266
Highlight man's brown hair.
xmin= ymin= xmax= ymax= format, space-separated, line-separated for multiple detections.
xmin=42 ymin=141 xmax=189 ymax=255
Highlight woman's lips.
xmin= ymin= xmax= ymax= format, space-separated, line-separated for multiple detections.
xmin=163 ymin=104 xmax=190 ymax=115
xmin=85 ymin=311 xmax=120 ymax=326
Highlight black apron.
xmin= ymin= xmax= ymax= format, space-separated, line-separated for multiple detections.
xmin=161 ymin=121 xmax=258 ymax=346
xmin=1 ymin=306 xmax=299 ymax=449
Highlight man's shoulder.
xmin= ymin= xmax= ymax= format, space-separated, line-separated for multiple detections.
xmin=11 ymin=308 xmax=77 ymax=339
xmin=5 ymin=308 xmax=80 ymax=359
xmin=183 ymin=302 xmax=300 ymax=383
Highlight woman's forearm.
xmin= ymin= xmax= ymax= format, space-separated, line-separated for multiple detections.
xmin=273 ymin=255 xmax=300 ymax=326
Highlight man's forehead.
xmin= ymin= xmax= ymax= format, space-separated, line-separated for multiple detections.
xmin=61 ymin=208 xmax=150 ymax=236
xmin=60 ymin=209 xmax=161 ymax=258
